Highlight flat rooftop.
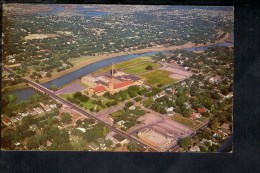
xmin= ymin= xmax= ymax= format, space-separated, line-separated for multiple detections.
xmin=138 ymin=129 xmax=171 ymax=147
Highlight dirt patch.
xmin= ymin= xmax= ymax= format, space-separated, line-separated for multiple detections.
xmin=92 ymin=28 xmax=105 ymax=36
xmin=24 ymin=34 xmax=58 ymax=40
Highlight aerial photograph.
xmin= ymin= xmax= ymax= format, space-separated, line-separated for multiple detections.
xmin=1 ymin=4 xmax=233 ymax=152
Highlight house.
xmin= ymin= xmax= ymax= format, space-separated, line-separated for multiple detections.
xmin=15 ymin=115 xmax=22 ymax=121
xmin=198 ymin=108 xmax=207 ymax=113
xmin=129 ymin=105 xmax=136 ymax=110
xmin=88 ymin=142 xmax=99 ymax=151
xmin=45 ymin=105 xmax=52 ymax=112
xmin=29 ymin=125 xmax=37 ymax=131
xmin=218 ymin=123 xmax=231 ymax=137
xmin=202 ymin=138 xmax=219 ymax=146
xmin=190 ymin=113 xmax=202 ymax=120
xmin=77 ymin=127 xmax=86 ymax=133
xmin=167 ymin=107 xmax=174 ymax=112
xmin=14 ymin=142 xmax=21 ymax=146
xmin=221 ymin=123 xmax=230 ymax=130
xmin=97 ymin=138 xmax=107 ymax=150
xmin=218 ymin=128 xmax=230 ymax=136
xmin=209 ymin=76 xmax=221 ymax=83
xmin=21 ymin=112 xmax=29 ymax=117
xmin=47 ymin=140 xmax=52 ymax=147
xmin=29 ymin=110 xmax=38 ymax=116
xmin=184 ymin=102 xmax=192 ymax=109
xmin=117 ymin=120 xmax=126 ymax=128
xmin=10 ymin=117 xmax=17 ymax=123
xmin=166 ymin=107 xmax=175 ymax=116
xmin=113 ymin=134 xmax=129 ymax=145
xmin=50 ymin=104 xmax=57 ymax=109
xmin=213 ymin=132 xmax=222 ymax=138
xmin=189 ymin=145 xmax=200 ymax=152
xmin=34 ymin=107 xmax=44 ymax=115
xmin=2 ymin=116 xmax=11 ymax=126
xmin=153 ymin=94 xmax=163 ymax=100
xmin=40 ymin=103 xmax=52 ymax=112
xmin=202 ymin=138 xmax=213 ymax=146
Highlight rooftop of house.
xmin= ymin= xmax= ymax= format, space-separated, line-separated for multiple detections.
xmin=221 ymin=123 xmax=230 ymax=130
xmin=114 ymin=80 xmax=133 ymax=89
xmin=198 ymin=108 xmax=207 ymax=113
xmin=2 ymin=116 xmax=11 ymax=124
xmin=88 ymin=142 xmax=99 ymax=149
xmin=92 ymin=85 xmax=106 ymax=92
xmin=219 ymin=128 xmax=230 ymax=135
xmin=113 ymin=134 xmax=126 ymax=142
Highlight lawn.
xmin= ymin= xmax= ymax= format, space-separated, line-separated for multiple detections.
xmin=81 ymin=100 xmax=95 ymax=109
xmin=172 ymin=114 xmax=202 ymax=129
xmin=93 ymin=56 xmax=154 ymax=74
xmin=59 ymin=93 xmax=95 ymax=109
xmin=139 ymin=69 xmax=177 ymax=87
xmin=196 ymin=116 xmax=209 ymax=123
xmin=122 ymin=62 xmax=160 ymax=74
xmin=69 ymin=55 xmax=98 ymax=66
xmin=59 ymin=93 xmax=73 ymax=99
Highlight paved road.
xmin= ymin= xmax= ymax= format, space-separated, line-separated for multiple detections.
xmin=29 ymin=80 xmax=159 ymax=152
xmin=4 ymin=67 xmax=160 ymax=152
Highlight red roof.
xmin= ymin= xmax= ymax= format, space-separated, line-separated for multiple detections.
xmin=93 ymin=85 xmax=106 ymax=92
xmin=114 ymin=80 xmax=133 ymax=89
xmin=198 ymin=108 xmax=206 ymax=113
xmin=2 ymin=116 xmax=11 ymax=124
xmin=42 ymin=49 xmax=50 ymax=53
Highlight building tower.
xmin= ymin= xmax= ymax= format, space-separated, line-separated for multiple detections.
xmin=108 ymin=62 xmax=114 ymax=93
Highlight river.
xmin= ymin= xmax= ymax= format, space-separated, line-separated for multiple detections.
xmin=9 ymin=39 xmax=233 ymax=102
xmin=39 ymin=5 xmax=108 ymax=17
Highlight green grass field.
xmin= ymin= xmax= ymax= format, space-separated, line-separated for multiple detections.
xmin=69 ymin=55 xmax=97 ymax=66
xmin=196 ymin=116 xmax=209 ymax=123
xmin=122 ymin=62 xmax=160 ymax=74
xmin=139 ymin=69 xmax=177 ymax=87
xmin=93 ymin=56 xmax=156 ymax=74
xmin=172 ymin=114 xmax=202 ymax=129
xmin=59 ymin=93 xmax=95 ymax=109
xmin=59 ymin=93 xmax=73 ymax=98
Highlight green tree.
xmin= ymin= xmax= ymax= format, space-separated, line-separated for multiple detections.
xmin=27 ymin=137 xmax=40 ymax=150
xmin=179 ymin=137 xmax=191 ymax=150
xmin=125 ymin=101 xmax=134 ymax=107
xmin=73 ymin=91 xmax=82 ymax=99
xmin=157 ymin=83 xmax=163 ymax=88
xmin=127 ymin=143 xmax=137 ymax=152
xmin=76 ymin=119 xmax=82 ymax=126
xmin=61 ymin=112 xmax=72 ymax=124
xmin=46 ymin=72 xmax=52 ymax=78
xmin=145 ymin=65 xmax=153 ymax=71
xmin=60 ymin=143 xmax=74 ymax=150
xmin=50 ymin=84 xmax=58 ymax=91
xmin=7 ymin=94 xmax=18 ymax=103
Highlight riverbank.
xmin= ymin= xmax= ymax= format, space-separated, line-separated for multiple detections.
xmin=38 ymin=36 xmax=231 ymax=83
xmin=2 ymin=83 xmax=29 ymax=92
xmin=6 ymin=34 xmax=232 ymax=91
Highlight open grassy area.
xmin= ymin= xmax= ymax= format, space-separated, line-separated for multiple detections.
xmin=139 ymin=69 xmax=177 ymax=87
xmin=93 ymin=56 xmax=155 ymax=74
xmin=69 ymin=55 xmax=98 ymax=66
xmin=122 ymin=61 xmax=160 ymax=74
xmin=59 ymin=93 xmax=95 ymax=109
xmin=59 ymin=93 xmax=73 ymax=99
xmin=196 ymin=116 xmax=209 ymax=123
xmin=172 ymin=114 xmax=202 ymax=129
